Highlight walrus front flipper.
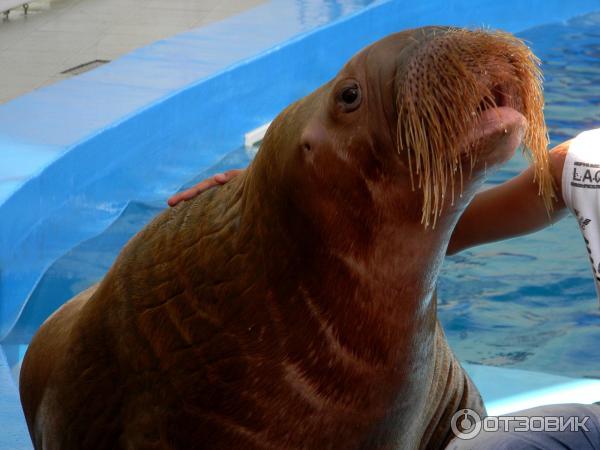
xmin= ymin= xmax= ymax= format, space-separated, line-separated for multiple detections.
xmin=19 ymin=284 xmax=98 ymax=449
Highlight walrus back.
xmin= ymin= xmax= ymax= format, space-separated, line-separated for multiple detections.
xmin=20 ymin=176 xmax=250 ymax=449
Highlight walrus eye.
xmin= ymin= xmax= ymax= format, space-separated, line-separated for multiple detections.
xmin=337 ymin=81 xmax=362 ymax=112
xmin=342 ymin=86 xmax=359 ymax=104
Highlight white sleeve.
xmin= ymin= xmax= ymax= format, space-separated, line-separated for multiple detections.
xmin=561 ymin=128 xmax=600 ymax=301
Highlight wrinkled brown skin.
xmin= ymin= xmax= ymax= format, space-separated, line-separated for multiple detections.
xmin=21 ymin=27 xmax=531 ymax=449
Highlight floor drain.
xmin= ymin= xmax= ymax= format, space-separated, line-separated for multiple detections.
xmin=61 ymin=60 xmax=110 ymax=76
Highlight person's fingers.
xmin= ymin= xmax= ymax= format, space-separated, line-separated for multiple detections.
xmin=167 ymin=179 xmax=219 ymax=207
xmin=167 ymin=194 xmax=183 ymax=207
xmin=167 ymin=169 xmax=244 ymax=207
xmin=214 ymin=169 xmax=244 ymax=184
xmin=167 ymin=188 xmax=200 ymax=207
xmin=167 ymin=194 xmax=180 ymax=206
xmin=167 ymin=191 xmax=190 ymax=207
xmin=213 ymin=173 xmax=228 ymax=184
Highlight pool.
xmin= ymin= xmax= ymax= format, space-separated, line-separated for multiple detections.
xmin=1 ymin=0 xmax=600 ymax=448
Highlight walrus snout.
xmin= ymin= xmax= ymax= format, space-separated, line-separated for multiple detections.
xmin=394 ymin=27 xmax=554 ymax=225
xmin=464 ymin=106 xmax=527 ymax=169
xmin=479 ymin=84 xmax=510 ymax=111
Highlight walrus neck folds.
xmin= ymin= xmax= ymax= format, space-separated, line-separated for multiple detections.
xmin=238 ymin=137 xmax=447 ymax=363
xmin=232 ymin=153 xmax=464 ymax=447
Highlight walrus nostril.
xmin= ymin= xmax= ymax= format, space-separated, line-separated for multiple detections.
xmin=302 ymin=142 xmax=312 ymax=152
xmin=478 ymin=85 xmax=509 ymax=112
xmin=491 ymin=85 xmax=508 ymax=107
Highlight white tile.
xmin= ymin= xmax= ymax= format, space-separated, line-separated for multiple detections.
xmin=0 ymin=0 xmax=266 ymax=101
xmin=9 ymin=30 xmax=101 ymax=52
xmin=198 ymin=8 xmax=248 ymax=25
xmin=1 ymin=48 xmax=71 ymax=67
xmin=213 ymin=0 xmax=265 ymax=12
xmin=0 ymin=30 xmax=29 ymax=51
xmin=37 ymin=15 xmax=111 ymax=33
xmin=95 ymin=32 xmax=160 ymax=50
xmin=106 ymin=21 xmax=190 ymax=37
xmin=130 ymin=0 xmax=221 ymax=12
xmin=0 ymin=69 xmax=51 ymax=87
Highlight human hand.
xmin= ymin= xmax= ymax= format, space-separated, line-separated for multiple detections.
xmin=167 ymin=169 xmax=244 ymax=207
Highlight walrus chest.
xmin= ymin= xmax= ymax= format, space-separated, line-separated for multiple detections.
xmin=119 ymin=295 xmax=438 ymax=450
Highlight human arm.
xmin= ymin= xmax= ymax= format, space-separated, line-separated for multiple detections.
xmin=447 ymin=140 xmax=571 ymax=255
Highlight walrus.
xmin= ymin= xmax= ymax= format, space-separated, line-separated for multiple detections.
xmin=19 ymin=26 xmax=554 ymax=450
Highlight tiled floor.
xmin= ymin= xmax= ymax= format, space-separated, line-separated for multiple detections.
xmin=0 ymin=0 xmax=265 ymax=104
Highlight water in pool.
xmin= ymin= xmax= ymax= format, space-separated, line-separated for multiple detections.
xmin=18 ymin=12 xmax=600 ymax=379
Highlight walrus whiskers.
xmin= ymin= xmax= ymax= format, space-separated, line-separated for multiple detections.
xmin=396 ymin=28 xmax=555 ymax=228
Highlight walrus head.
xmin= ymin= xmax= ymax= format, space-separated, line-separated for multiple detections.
xmin=252 ymin=26 xmax=553 ymax=232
